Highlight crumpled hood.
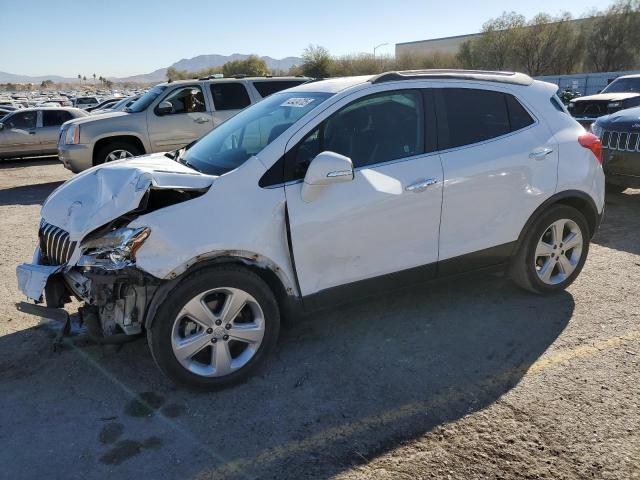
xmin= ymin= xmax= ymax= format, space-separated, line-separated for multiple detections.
xmin=572 ymin=92 xmax=640 ymax=103
xmin=41 ymin=153 xmax=215 ymax=241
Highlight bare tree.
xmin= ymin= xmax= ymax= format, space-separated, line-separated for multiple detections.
xmin=512 ymin=13 xmax=578 ymax=76
xmin=580 ymin=0 xmax=640 ymax=72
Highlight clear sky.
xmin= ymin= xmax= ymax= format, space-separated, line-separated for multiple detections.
xmin=0 ymin=0 xmax=605 ymax=78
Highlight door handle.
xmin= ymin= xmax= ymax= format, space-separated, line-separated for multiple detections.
xmin=194 ymin=117 xmax=210 ymax=124
xmin=405 ymin=178 xmax=438 ymax=193
xmin=529 ymin=147 xmax=553 ymax=160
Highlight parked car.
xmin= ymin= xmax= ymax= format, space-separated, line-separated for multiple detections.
xmin=86 ymin=98 xmax=122 ymax=112
xmin=90 ymin=95 xmax=140 ymax=115
xmin=17 ymin=70 xmax=604 ymax=389
xmin=58 ymin=76 xmax=310 ymax=172
xmin=568 ymin=74 xmax=640 ymax=127
xmin=0 ymin=107 xmax=87 ymax=159
xmin=72 ymin=96 xmax=99 ymax=110
xmin=591 ymin=106 xmax=640 ymax=192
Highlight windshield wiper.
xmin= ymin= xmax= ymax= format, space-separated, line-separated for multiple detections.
xmin=171 ymin=147 xmax=202 ymax=172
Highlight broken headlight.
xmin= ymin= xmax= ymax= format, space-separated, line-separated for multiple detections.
xmin=78 ymin=227 xmax=150 ymax=270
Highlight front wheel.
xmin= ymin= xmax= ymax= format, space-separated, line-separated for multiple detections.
xmin=94 ymin=141 xmax=142 ymax=166
xmin=148 ymin=265 xmax=280 ymax=390
xmin=510 ymin=205 xmax=590 ymax=294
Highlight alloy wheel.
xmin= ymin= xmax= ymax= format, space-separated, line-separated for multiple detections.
xmin=105 ymin=149 xmax=134 ymax=162
xmin=534 ymin=218 xmax=584 ymax=285
xmin=171 ymin=287 xmax=265 ymax=377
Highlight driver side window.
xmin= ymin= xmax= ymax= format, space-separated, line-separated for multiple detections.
xmin=5 ymin=111 xmax=37 ymax=130
xmin=285 ymin=90 xmax=424 ymax=181
xmin=158 ymin=86 xmax=206 ymax=115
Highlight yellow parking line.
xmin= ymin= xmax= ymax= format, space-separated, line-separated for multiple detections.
xmin=201 ymin=330 xmax=640 ymax=478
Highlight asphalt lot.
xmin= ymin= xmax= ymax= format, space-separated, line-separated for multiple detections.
xmin=0 ymin=157 xmax=639 ymax=480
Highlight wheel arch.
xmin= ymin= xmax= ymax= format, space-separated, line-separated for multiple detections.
xmin=93 ymin=135 xmax=146 ymax=165
xmin=516 ymin=190 xmax=600 ymax=253
xmin=144 ymin=253 xmax=301 ymax=330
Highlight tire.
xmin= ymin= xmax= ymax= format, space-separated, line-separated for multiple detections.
xmin=148 ymin=265 xmax=280 ymax=390
xmin=510 ymin=205 xmax=590 ymax=294
xmin=605 ymin=182 xmax=627 ymax=194
xmin=94 ymin=140 xmax=142 ymax=166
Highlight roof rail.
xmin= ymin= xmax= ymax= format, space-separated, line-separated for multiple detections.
xmin=370 ymin=69 xmax=533 ymax=86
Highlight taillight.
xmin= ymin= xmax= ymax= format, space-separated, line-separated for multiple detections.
xmin=578 ymin=132 xmax=603 ymax=165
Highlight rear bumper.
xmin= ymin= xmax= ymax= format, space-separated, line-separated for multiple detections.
xmin=58 ymin=144 xmax=92 ymax=173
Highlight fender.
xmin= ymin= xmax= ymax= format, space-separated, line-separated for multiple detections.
xmin=143 ymin=252 xmax=299 ymax=329
xmin=514 ymin=189 xmax=601 ymax=254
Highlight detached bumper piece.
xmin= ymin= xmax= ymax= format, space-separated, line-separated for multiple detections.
xmin=16 ymin=302 xmax=142 ymax=350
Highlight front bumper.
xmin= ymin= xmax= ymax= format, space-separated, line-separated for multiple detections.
xmin=58 ymin=143 xmax=93 ymax=173
xmin=16 ymin=262 xmax=63 ymax=302
xmin=603 ymin=149 xmax=640 ymax=188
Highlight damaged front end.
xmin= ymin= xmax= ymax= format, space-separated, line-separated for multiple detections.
xmin=16 ymin=153 xmax=215 ymax=342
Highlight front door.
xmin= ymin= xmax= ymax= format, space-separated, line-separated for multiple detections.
xmin=284 ymin=90 xmax=443 ymax=301
xmin=0 ymin=110 xmax=39 ymax=156
xmin=147 ymin=85 xmax=213 ymax=152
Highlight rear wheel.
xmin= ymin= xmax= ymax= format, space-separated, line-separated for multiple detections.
xmin=94 ymin=140 xmax=142 ymax=166
xmin=510 ymin=205 xmax=589 ymax=294
xmin=148 ymin=265 xmax=280 ymax=390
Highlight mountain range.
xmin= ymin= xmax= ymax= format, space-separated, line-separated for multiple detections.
xmin=0 ymin=53 xmax=303 ymax=84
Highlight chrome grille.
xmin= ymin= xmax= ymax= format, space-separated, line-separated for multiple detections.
xmin=39 ymin=220 xmax=75 ymax=265
xmin=601 ymin=129 xmax=640 ymax=152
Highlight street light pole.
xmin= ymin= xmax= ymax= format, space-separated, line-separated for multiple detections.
xmin=373 ymin=42 xmax=389 ymax=59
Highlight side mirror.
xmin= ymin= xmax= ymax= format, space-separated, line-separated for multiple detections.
xmin=301 ymin=151 xmax=354 ymax=203
xmin=155 ymin=101 xmax=173 ymax=116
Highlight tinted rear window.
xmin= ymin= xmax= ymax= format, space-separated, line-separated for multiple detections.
xmin=439 ymin=89 xmax=534 ymax=149
xmin=253 ymin=80 xmax=307 ymax=98
xmin=210 ymin=83 xmax=251 ymax=111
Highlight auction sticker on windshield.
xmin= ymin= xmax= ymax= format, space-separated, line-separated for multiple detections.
xmin=281 ymin=98 xmax=315 ymax=108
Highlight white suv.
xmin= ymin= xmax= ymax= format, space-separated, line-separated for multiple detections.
xmin=17 ymin=70 xmax=605 ymax=390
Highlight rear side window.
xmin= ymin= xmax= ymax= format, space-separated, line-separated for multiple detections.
xmin=43 ymin=110 xmax=73 ymax=127
xmin=505 ymin=95 xmax=534 ymax=131
xmin=550 ymin=95 xmax=568 ymax=114
xmin=210 ymin=83 xmax=251 ymax=111
xmin=437 ymin=89 xmax=534 ymax=149
xmin=253 ymin=80 xmax=307 ymax=98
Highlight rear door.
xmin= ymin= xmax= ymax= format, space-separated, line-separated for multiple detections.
xmin=0 ymin=110 xmax=39 ymax=156
xmin=39 ymin=110 xmax=74 ymax=153
xmin=434 ymin=86 xmax=558 ymax=273
xmin=147 ymin=84 xmax=213 ymax=152
xmin=210 ymin=82 xmax=252 ymax=127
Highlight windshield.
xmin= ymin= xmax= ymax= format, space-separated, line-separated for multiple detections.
xmin=182 ymin=91 xmax=332 ymax=176
xmin=126 ymin=86 xmax=166 ymax=112
xmin=602 ymin=78 xmax=640 ymax=94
